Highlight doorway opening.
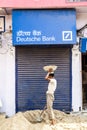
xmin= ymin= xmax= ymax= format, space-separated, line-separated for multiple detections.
xmin=82 ymin=53 xmax=87 ymax=110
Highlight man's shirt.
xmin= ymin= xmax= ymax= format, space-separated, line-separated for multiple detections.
xmin=47 ymin=78 xmax=57 ymax=94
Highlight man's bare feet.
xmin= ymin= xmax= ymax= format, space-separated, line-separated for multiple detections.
xmin=51 ymin=119 xmax=56 ymax=125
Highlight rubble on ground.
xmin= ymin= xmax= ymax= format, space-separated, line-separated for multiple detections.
xmin=0 ymin=110 xmax=87 ymax=130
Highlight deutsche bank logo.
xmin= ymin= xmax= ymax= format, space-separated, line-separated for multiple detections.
xmin=62 ymin=31 xmax=72 ymax=41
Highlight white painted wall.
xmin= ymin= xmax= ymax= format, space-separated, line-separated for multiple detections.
xmin=0 ymin=54 xmax=7 ymax=112
xmin=72 ymin=45 xmax=82 ymax=111
xmin=76 ymin=12 xmax=87 ymax=30
xmin=5 ymin=50 xmax=15 ymax=116
xmin=0 ymin=15 xmax=15 ymax=116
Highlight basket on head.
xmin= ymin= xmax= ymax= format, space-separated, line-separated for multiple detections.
xmin=43 ymin=65 xmax=58 ymax=72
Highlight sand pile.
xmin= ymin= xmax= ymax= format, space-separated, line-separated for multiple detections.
xmin=23 ymin=109 xmax=67 ymax=123
xmin=0 ymin=110 xmax=87 ymax=130
xmin=0 ymin=112 xmax=30 ymax=130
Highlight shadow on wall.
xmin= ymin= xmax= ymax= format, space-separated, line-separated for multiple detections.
xmin=77 ymin=24 xmax=87 ymax=38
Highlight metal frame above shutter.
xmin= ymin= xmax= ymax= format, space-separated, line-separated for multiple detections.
xmin=16 ymin=45 xmax=72 ymax=112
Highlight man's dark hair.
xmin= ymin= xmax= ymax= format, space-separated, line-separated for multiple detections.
xmin=49 ymin=73 xmax=54 ymax=77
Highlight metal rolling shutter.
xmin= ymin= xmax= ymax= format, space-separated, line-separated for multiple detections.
xmin=16 ymin=45 xmax=72 ymax=112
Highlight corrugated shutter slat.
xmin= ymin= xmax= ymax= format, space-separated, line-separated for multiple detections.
xmin=16 ymin=46 xmax=71 ymax=112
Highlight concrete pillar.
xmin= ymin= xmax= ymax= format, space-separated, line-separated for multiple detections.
xmin=72 ymin=44 xmax=82 ymax=111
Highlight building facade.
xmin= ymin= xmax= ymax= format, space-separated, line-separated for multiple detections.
xmin=0 ymin=0 xmax=87 ymax=116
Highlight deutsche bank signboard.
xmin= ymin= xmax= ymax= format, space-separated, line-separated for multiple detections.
xmin=12 ymin=9 xmax=76 ymax=45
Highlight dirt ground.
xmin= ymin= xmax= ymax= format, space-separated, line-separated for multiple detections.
xmin=0 ymin=110 xmax=87 ymax=130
